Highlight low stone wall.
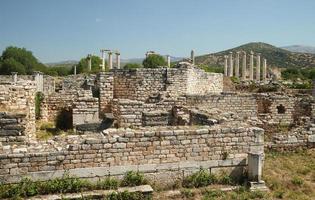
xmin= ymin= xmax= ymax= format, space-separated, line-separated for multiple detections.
xmin=0 ymin=124 xmax=264 ymax=183
xmin=185 ymin=93 xmax=257 ymax=119
xmin=0 ymin=81 xmax=36 ymax=139
xmin=0 ymin=113 xmax=28 ymax=147
xmin=267 ymin=123 xmax=315 ymax=150
xmin=112 ymin=98 xmax=185 ymax=128
xmin=73 ymin=91 xmax=99 ymax=127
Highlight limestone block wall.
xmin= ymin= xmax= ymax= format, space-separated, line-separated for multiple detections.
xmin=98 ymin=66 xmax=223 ymax=115
xmin=255 ymin=94 xmax=312 ymax=125
xmin=97 ymin=72 xmax=114 ymax=114
xmin=186 ymin=67 xmax=223 ymax=95
xmin=40 ymin=90 xmax=76 ymax=121
xmin=0 ymin=81 xmax=36 ymax=139
xmin=185 ymin=93 xmax=257 ymax=119
xmin=73 ymin=90 xmax=99 ymax=127
xmin=0 ymin=125 xmax=264 ymax=183
xmin=0 ymin=113 xmax=28 ymax=146
xmin=112 ymin=98 xmax=185 ymax=128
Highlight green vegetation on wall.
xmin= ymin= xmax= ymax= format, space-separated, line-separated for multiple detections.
xmin=35 ymin=92 xmax=44 ymax=120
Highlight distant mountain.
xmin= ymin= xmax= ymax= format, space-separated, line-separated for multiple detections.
xmin=195 ymin=42 xmax=315 ymax=68
xmin=281 ymin=45 xmax=315 ymax=54
xmin=122 ymin=56 xmax=184 ymax=64
xmin=45 ymin=60 xmax=78 ymax=67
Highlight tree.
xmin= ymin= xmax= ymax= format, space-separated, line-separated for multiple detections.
xmin=142 ymin=54 xmax=167 ymax=68
xmin=74 ymin=55 xmax=103 ymax=74
xmin=124 ymin=63 xmax=142 ymax=69
xmin=0 ymin=46 xmax=48 ymax=75
xmin=0 ymin=57 xmax=26 ymax=74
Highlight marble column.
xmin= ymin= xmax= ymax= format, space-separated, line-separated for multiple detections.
xmin=166 ymin=55 xmax=171 ymax=67
xmin=256 ymin=53 xmax=261 ymax=81
xmin=228 ymin=52 xmax=233 ymax=77
xmin=235 ymin=52 xmax=240 ymax=78
xmin=115 ymin=52 xmax=121 ymax=69
xmin=87 ymin=54 xmax=92 ymax=71
xmin=100 ymin=49 xmax=106 ymax=71
xmin=224 ymin=55 xmax=228 ymax=76
xmin=241 ymin=51 xmax=247 ymax=81
xmin=74 ymin=65 xmax=77 ymax=75
xmin=262 ymin=59 xmax=267 ymax=81
xmin=11 ymin=72 xmax=18 ymax=84
xmin=108 ymin=51 xmax=113 ymax=70
xmin=249 ymin=51 xmax=254 ymax=80
xmin=191 ymin=50 xmax=195 ymax=65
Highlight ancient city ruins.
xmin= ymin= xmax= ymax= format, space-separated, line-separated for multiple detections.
xmin=0 ymin=50 xmax=314 ymax=192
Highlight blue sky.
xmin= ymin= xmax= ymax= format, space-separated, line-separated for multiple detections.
xmin=1 ymin=0 xmax=315 ymax=63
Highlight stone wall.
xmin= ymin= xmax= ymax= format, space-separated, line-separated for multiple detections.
xmin=185 ymin=93 xmax=257 ymax=119
xmin=0 ymin=124 xmax=264 ymax=183
xmin=98 ymin=66 xmax=223 ymax=115
xmin=0 ymin=81 xmax=36 ymax=139
xmin=186 ymin=67 xmax=223 ymax=95
xmin=73 ymin=90 xmax=99 ymax=127
xmin=0 ymin=113 xmax=28 ymax=146
xmin=97 ymin=72 xmax=114 ymax=114
xmin=112 ymin=98 xmax=185 ymax=128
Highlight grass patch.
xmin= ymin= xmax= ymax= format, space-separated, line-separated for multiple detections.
xmin=0 ymin=171 xmax=150 ymax=199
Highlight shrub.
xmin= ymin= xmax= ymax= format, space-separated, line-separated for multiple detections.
xmin=291 ymin=176 xmax=304 ymax=186
xmin=97 ymin=177 xmax=119 ymax=190
xmin=180 ymin=188 xmax=195 ymax=199
xmin=124 ymin=63 xmax=142 ymax=69
xmin=121 ymin=171 xmax=148 ymax=187
xmin=182 ymin=169 xmax=216 ymax=188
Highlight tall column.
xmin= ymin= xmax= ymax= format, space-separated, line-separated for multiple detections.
xmin=115 ymin=52 xmax=121 ymax=69
xmin=100 ymin=49 xmax=106 ymax=71
xmin=249 ymin=51 xmax=254 ymax=80
xmin=241 ymin=51 xmax=247 ymax=81
xmin=166 ymin=55 xmax=171 ymax=67
xmin=262 ymin=59 xmax=267 ymax=81
xmin=87 ymin=54 xmax=92 ymax=71
xmin=108 ymin=51 xmax=113 ymax=70
xmin=191 ymin=50 xmax=195 ymax=65
xmin=228 ymin=52 xmax=233 ymax=77
xmin=11 ymin=72 xmax=18 ymax=84
xmin=235 ymin=52 xmax=240 ymax=78
xmin=74 ymin=65 xmax=77 ymax=75
xmin=256 ymin=53 xmax=261 ymax=81
xmin=224 ymin=55 xmax=228 ymax=76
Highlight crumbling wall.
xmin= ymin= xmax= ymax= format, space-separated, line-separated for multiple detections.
xmin=98 ymin=72 xmax=114 ymax=114
xmin=186 ymin=67 xmax=223 ymax=95
xmin=185 ymin=93 xmax=257 ymax=119
xmin=0 ymin=124 xmax=264 ymax=183
xmin=0 ymin=81 xmax=36 ymax=139
xmin=0 ymin=113 xmax=28 ymax=146
xmin=72 ymin=90 xmax=99 ymax=127
xmin=112 ymin=98 xmax=185 ymax=128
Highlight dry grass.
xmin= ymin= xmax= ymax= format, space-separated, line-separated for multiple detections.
xmin=264 ymin=149 xmax=315 ymax=200
xmin=153 ymin=149 xmax=315 ymax=200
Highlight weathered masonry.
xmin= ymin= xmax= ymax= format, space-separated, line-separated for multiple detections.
xmin=0 ymin=124 xmax=263 ymax=184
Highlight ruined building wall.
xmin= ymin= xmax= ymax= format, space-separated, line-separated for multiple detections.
xmin=185 ymin=93 xmax=257 ymax=119
xmin=186 ymin=67 xmax=223 ymax=95
xmin=0 ymin=81 xmax=36 ymax=139
xmin=112 ymin=98 xmax=185 ymax=128
xmin=0 ymin=125 xmax=264 ymax=183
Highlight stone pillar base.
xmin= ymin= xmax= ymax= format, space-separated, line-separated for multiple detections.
xmin=249 ymin=181 xmax=269 ymax=191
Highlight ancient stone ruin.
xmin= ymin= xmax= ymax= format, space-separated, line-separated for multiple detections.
xmin=0 ymin=56 xmax=314 ymax=192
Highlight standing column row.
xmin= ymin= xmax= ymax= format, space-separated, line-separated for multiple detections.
xmin=223 ymin=51 xmax=268 ymax=81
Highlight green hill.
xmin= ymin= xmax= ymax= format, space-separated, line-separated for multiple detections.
xmin=195 ymin=42 xmax=315 ymax=68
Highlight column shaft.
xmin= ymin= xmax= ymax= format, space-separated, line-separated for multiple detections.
xmin=256 ymin=54 xmax=261 ymax=81
xmin=241 ymin=52 xmax=247 ymax=81
xmin=249 ymin=52 xmax=254 ymax=80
